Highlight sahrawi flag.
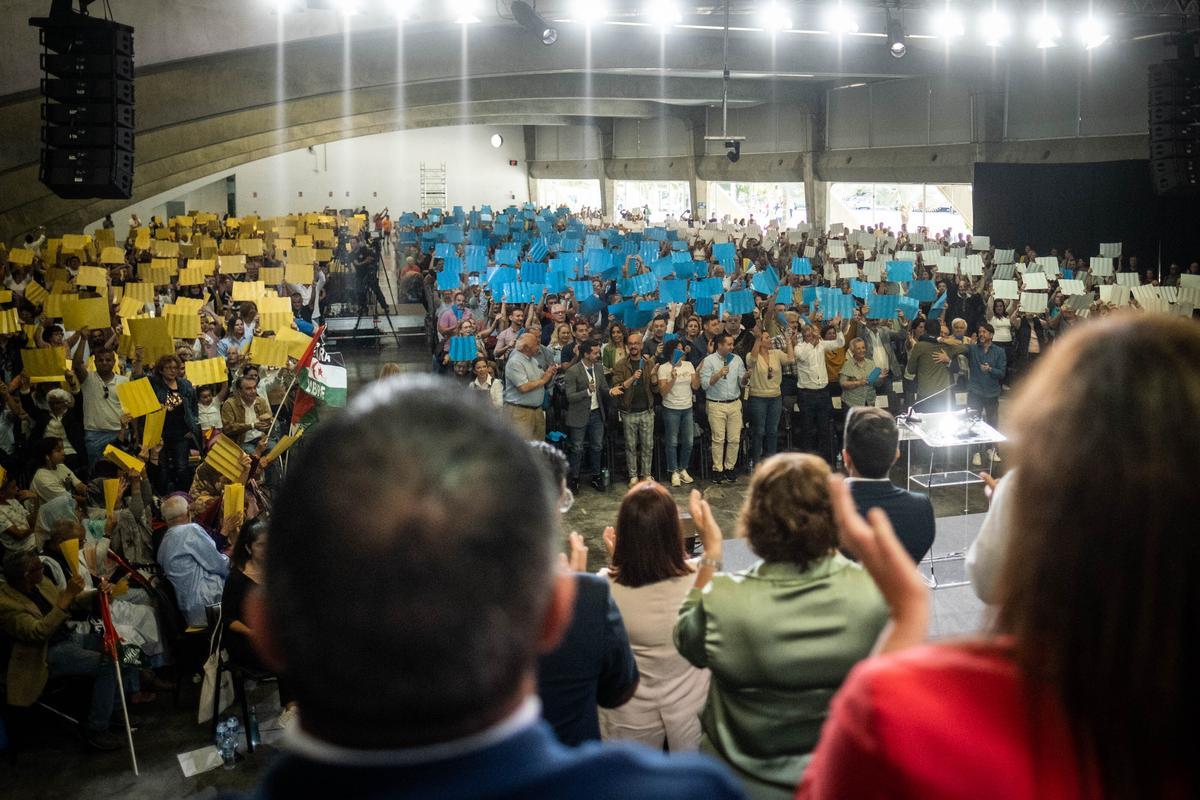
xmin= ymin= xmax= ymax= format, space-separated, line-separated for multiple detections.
xmin=291 ymin=326 xmax=346 ymax=428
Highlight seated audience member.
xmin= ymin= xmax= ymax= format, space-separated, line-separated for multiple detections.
xmin=222 ymin=517 xmax=298 ymax=729
xmin=0 ymin=470 xmax=35 ymax=558
xmin=532 ymin=441 xmax=640 ymax=746
xmin=0 ymin=549 xmax=139 ymax=751
xmin=85 ymin=463 xmax=156 ymax=567
xmin=221 ymin=376 xmax=273 ymax=454
xmin=841 ymin=407 xmax=935 ymax=564
xmin=798 ymin=315 xmax=1199 ymax=799
xmin=675 ymin=454 xmax=887 ymax=799
xmin=235 ymin=378 xmax=740 ymax=799
xmin=598 ymin=481 xmax=709 ymax=751
xmin=157 ymin=495 xmax=231 ymax=627
xmin=29 ymin=388 xmax=87 ymax=478
xmin=30 ymin=436 xmax=87 ymax=503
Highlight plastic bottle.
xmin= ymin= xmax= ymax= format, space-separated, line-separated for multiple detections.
xmin=227 ymin=716 xmax=242 ymax=755
xmin=248 ymin=706 xmax=260 ymax=749
xmin=216 ymin=720 xmax=236 ymax=769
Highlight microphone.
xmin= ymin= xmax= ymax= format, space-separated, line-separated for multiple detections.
xmin=899 ymin=383 xmax=955 ymax=423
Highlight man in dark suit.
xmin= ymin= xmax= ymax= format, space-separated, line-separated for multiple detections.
xmin=562 ymin=338 xmax=609 ymax=493
xmin=841 ymin=406 xmax=935 ymax=563
xmin=239 ymin=378 xmax=742 ymax=800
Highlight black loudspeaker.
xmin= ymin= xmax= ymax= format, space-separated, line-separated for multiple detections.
xmin=29 ymin=3 xmax=134 ymax=200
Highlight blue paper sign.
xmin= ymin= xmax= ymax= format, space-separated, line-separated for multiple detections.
xmin=776 ymin=285 xmax=794 ymax=306
xmin=724 ymin=289 xmax=755 ymax=315
xmin=866 ymin=294 xmax=900 ymax=319
xmin=494 ymin=248 xmax=519 ymax=266
xmin=713 ymin=242 xmax=736 ymax=271
xmin=436 ymin=270 xmax=461 ymax=290
xmin=527 ymin=239 xmax=548 ymax=263
xmin=521 ymin=262 xmax=547 ymax=285
xmin=886 ymin=261 xmax=914 ymax=283
xmin=907 ymin=280 xmax=937 ymax=302
xmin=792 ymin=257 xmax=813 ymax=276
xmin=569 ymin=280 xmax=594 ymax=299
xmin=545 ymin=270 xmax=568 ymax=294
xmin=435 ymin=242 xmax=454 ymax=259
xmin=867 ymin=367 xmax=882 ymax=384
xmin=671 ymin=348 xmax=684 ymax=365
xmin=751 ymin=268 xmax=780 ymax=296
xmin=851 ymin=280 xmax=873 ymax=300
xmin=651 ymin=258 xmax=676 ymax=279
xmin=689 ymin=278 xmax=724 ymax=300
xmin=579 ymin=295 xmax=605 ymax=316
xmin=660 ymin=279 xmax=690 ymax=304
xmin=898 ymin=296 xmax=921 ymax=317
xmin=449 ymin=336 xmax=477 ymax=362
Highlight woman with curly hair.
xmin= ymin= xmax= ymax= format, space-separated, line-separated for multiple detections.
xmin=673 ymin=454 xmax=887 ymax=800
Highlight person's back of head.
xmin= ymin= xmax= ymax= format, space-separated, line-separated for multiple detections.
xmin=161 ymin=495 xmax=190 ymax=525
xmin=259 ymin=377 xmax=562 ymax=749
xmin=842 ymin=407 xmax=899 ymax=480
xmin=1000 ymin=314 xmax=1200 ymax=797
xmin=610 ymin=481 xmax=691 ymax=589
xmin=738 ymin=453 xmax=836 ymax=568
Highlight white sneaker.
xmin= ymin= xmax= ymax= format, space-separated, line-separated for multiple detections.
xmin=275 ymin=705 xmax=300 ymax=731
xmin=679 ymin=469 xmax=694 ymax=484
xmin=671 ymin=471 xmax=681 ymax=487
xmin=971 ymin=452 xmax=982 ymax=467
xmin=989 ymin=448 xmax=1002 ymax=463
xmin=629 ymin=476 xmax=639 ymax=487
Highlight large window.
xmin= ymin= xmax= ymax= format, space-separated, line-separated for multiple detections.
xmin=706 ymin=182 xmax=807 ymax=227
xmin=613 ymin=180 xmax=690 ymax=223
xmin=537 ymin=179 xmax=601 ymax=211
xmin=827 ymin=183 xmax=973 ymax=235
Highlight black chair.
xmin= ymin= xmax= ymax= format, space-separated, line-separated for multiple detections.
xmin=208 ymin=646 xmax=272 ymax=754
xmin=150 ymin=578 xmax=212 ymax=707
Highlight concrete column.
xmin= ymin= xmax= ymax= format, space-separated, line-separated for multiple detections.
xmin=688 ymin=175 xmax=709 ymax=218
xmin=804 ymin=155 xmax=828 ymax=231
xmin=600 ymin=176 xmax=615 ymax=219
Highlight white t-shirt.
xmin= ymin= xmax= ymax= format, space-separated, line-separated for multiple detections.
xmin=81 ymin=371 xmax=128 ymax=431
xmin=198 ymin=401 xmax=222 ymax=431
xmin=31 ymin=464 xmax=80 ymax=503
xmin=988 ymin=314 xmax=1013 ymax=343
xmin=657 ymin=361 xmax=696 ymax=410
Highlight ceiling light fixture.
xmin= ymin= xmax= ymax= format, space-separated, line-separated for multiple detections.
xmin=825 ymin=3 xmax=859 ymax=36
xmin=453 ymin=0 xmax=481 ymax=24
xmin=1078 ymin=15 xmax=1110 ymax=49
xmin=887 ymin=11 xmax=906 ymax=57
xmin=512 ymin=0 xmax=557 ymax=44
xmin=645 ymin=0 xmax=683 ymax=31
xmin=757 ymin=2 xmax=794 ymax=32
xmin=572 ymin=0 xmax=608 ymax=25
xmin=1032 ymin=13 xmax=1062 ymax=48
xmin=979 ymin=9 xmax=1011 ymax=48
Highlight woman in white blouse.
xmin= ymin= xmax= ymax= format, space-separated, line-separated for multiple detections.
xmin=598 ymin=481 xmax=710 ymax=751
xmin=467 ymin=357 xmax=503 ymax=407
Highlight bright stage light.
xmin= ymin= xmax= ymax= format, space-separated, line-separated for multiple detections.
xmin=452 ymin=0 xmax=481 ymax=24
xmin=887 ymin=14 xmax=906 ymax=58
xmin=825 ymin=3 xmax=859 ymax=36
xmin=387 ymin=0 xmax=414 ymax=19
xmin=1078 ymin=15 xmax=1110 ymax=49
xmin=572 ymin=0 xmax=609 ymax=25
xmin=1031 ymin=14 xmax=1062 ymax=49
xmin=979 ymin=10 xmax=1011 ymax=48
xmin=335 ymin=0 xmax=360 ymax=17
xmin=758 ymin=2 xmax=794 ymax=31
xmin=932 ymin=7 xmax=965 ymax=39
xmin=645 ymin=1 xmax=683 ymax=30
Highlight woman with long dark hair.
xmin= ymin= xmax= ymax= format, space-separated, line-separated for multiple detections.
xmin=597 ymin=481 xmax=708 ymax=751
xmin=148 ymin=354 xmax=201 ymax=492
xmin=799 ymin=314 xmax=1200 ymax=799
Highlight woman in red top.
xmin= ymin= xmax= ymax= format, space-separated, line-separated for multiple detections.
xmin=799 ymin=314 xmax=1199 ymax=800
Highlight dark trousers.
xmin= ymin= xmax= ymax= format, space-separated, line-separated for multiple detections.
xmin=568 ymin=409 xmax=605 ymax=480
xmin=747 ymin=395 xmax=782 ymax=463
xmin=358 ymin=275 xmax=390 ymax=313
xmin=968 ymin=392 xmax=1001 ymax=458
xmin=161 ymin=434 xmax=194 ymax=494
xmin=796 ymin=387 xmax=833 ymax=464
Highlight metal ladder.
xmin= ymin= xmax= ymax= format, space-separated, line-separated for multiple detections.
xmin=419 ymin=162 xmax=447 ymax=213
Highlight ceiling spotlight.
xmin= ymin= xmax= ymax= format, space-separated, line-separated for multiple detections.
xmin=1032 ymin=14 xmax=1061 ymax=48
xmin=725 ymin=140 xmax=742 ymax=163
xmin=825 ymin=3 xmax=859 ymax=36
xmin=758 ymin=2 xmax=794 ymax=31
xmin=512 ymin=0 xmax=558 ymax=45
xmin=387 ymin=0 xmax=414 ymax=19
xmin=932 ymin=7 xmax=965 ymax=39
xmin=979 ymin=9 xmax=1011 ymax=47
xmin=452 ymin=0 xmax=481 ymax=23
xmin=491 ymin=134 xmax=504 ymax=148
xmin=887 ymin=13 xmax=906 ymax=58
xmin=645 ymin=1 xmax=683 ymax=30
xmin=572 ymin=0 xmax=608 ymax=25
xmin=335 ymin=0 xmax=360 ymax=16
xmin=1078 ymin=15 xmax=1110 ymax=49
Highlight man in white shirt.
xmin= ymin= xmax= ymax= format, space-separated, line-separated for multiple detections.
xmin=72 ymin=343 xmax=129 ymax=470
xmin=793 ymin=319 xmax=845 ymax=463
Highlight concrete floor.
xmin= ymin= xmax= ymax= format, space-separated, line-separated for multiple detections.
xmin=2 ymin=261 xmax=1000 ymax=797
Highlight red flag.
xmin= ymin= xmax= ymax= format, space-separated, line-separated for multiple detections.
xmin=290 ymin=324 xmax=326 ymax=427
xmin=99 ymin=591 xmax=120 ymax=659
xmin=295 ymin=324 xmax=325 ymax=371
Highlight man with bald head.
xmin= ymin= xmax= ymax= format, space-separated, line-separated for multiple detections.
xmin=504 ymin=332 xmax=558 ymax=441
xmin=235 ymin=378 xmax=742 ymax=799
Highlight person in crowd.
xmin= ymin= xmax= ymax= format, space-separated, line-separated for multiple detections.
xmin=841 ymin=406 xmax=934 ymax=564
xmin=746 ymin=329 xmax=796 ymax=469
xmin=234 ymin=378 xmax=739 ymax=799
xmin=839 ymin=338 xmax=883 ymax=408
xmin=699 ymin=333 xmax=749 ymax=484
xmin=1010 ymin=303 xmax=1047 ymax=384
xmin=148 ymin=354 xmax=201 ymax=492
xmin=493 ymin=305 xmax=526 ymax=360
xmin=0 ymin=549 xmax=140 ymax=750
xmin=562 ymin=339 xmax=608 ymax=493
xmin=85 ymin=461 xmax=155 ymax=567
xmin=799 ymin=314 xmax=1199 ymax=800
xmin=467 ymin=357 xmax=504 ymax=407
xmin=222 ymin=375 xmax=273 ymax=455
xmin=30 ymin=436 xmax=87 ymax=504
xmin=601 ymin=321 xmax=627 ymax=379
xmin=222 ymin=516 xmax=299 ymax=729
xmin=658 ymin=341 xmax=700 ymax=487
xmin=0 ymin=469 xmax=35 ymax=558
xmin=964 ymin=322 xmax=1006 ymax=466
xmin=157 ymin=495 xmax=232 ymax=628
xmin=985 ymin=297 xmax=1017 ymax=382
xmin=71 ymin=341 xmax=130 ymax=470
xmin=28 ymin=388 xmax=87 ymax=479
xmin=196 ymin=383 xmax=228 ymax=446
xmin=611 ymin=332 xmax=656 ymax=486
xmin=531 ymin=441 xmax=639 ymax=746
xmin=675 ymin=454 xmax=887 ymax=799
xmin=907 ymin=325 xmax=966 ymax=407
xmin=597 ymin=481 xmax=709 ymax=751
xmin=793 ymin=319 xmax=845 ymax=464
xmin=503 ymin=331 xmax=557 ymax=441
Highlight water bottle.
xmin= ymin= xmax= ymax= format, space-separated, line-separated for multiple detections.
xmin=216 ymin=721 xmax=236 ymax=769
xmin=248 ymin=706 xmax=260 ymax=749
xmin=227 ymin=716 xmax=242 ymax=755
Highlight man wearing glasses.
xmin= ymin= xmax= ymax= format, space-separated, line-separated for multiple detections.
xmin=71 ymin=333 xmax=133 ymax=471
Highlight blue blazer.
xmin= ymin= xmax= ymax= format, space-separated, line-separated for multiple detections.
xmin=232 ymin=720 xmax=743 ymax=800
xmin=849 ymin=479 xmax=936 ymax=564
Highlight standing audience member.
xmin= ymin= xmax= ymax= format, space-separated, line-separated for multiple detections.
xmin=698 ymin=333 xmax=748 ymax=483
xmin=658 ymin=342 xmax=700 ymax=487
xmin=965 ymin=322 xmax=1007 ymax=466
xmin=611 ymin=333 xmax=656 ymax=486
xmin=746 ymin=330 xmax=795 ymax=468
xmin=148 ymin=355 xmax=201 ymax=492
xmin=71 ymin=343 xmax=130 ymax=470
xmin=504 ymin=332 xmax=557 ymax=441
xmin=562 ymin=340 xmax=608 ymax=493
xmin=793 ymin=320 xmax=845 ymax=464
xmin=221 ymin=376 xmax=272 ymax=455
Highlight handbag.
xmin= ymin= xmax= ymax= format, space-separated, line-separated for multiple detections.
xmin=197 ymin=608 xmax=233 ymax=724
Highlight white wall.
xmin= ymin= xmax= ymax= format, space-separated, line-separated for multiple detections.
xmin=235 ymin=125 xmax=529 ymax=217
xmin=94 ymin=125 xmax=530 ymax=235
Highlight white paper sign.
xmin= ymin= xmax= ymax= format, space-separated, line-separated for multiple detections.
xmin=1089 ymin=256 xmax=1114 ymax=277
xmin=961 ymin=254 xmax=984 ymax=276
xmin=1099 ymin=284 xmax=1130 ymax=305
xmin=1020 ymin=291 xmax=1049 ymax=313
xmin=839 ymin=262 xmax=859 ymax=279
xmin=1178 ymin=274 xmax=1200 ymax=289
xmin=896 ymin=250 xmax=918 ymax=263
xmin=1057 ymin=279 xmax=1086 ymax=296
xmin=864 ymin=262 xmax=884 ymax=282
xmin=1116 ymin=271 xmax=1140 ymax=287
xmin=993 ymin=279 xmax=1020 ymax=300
xmin=1036 ymin=256 xmax=1060 ymax=277
xmin=827 ymin=240 xmax=847 ymax=259
xmin=804 ymin=244 xmax=817 ymax=259
xmin=1022 ymin=272 xmax=1049 ymax=291
xmin=971 ymin=235 xmax=991 ymax=251
xmin=935 ymin=255 xmax=958 ymax=274
xmin=993 ymin=248 xmax=1015 ymax=265
xmin=1099 ymin=242 xmax=1122 ymax=258
xmin=992 ymin=264 xmax=1016 ymax=280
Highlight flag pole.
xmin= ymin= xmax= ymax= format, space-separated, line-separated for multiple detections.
xmin=265 ymin=324 xmax=325 ymax=442
xmin=100 ymin=591 xmax=139 ymax=776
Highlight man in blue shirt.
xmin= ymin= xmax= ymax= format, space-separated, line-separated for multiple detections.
xmin=503 ymin=332 xmax=557 ymax=441
xmin=967 ymin=322 xmax=1007 ymax=466
xmin=233 ymin=378 xmax=743 ymax=800
xmin=699 ymin=333 xmax=749 ymax=483
xmin=156 ymin=495 xmax=229 ymax=627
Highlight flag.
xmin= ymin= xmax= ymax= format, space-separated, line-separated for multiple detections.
xmin=290 ymin=326 xmax=346 ymax=429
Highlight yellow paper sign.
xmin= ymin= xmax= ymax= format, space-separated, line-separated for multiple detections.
xmin=62 ymin=296 xmax=112 ymax=331
xmin=0 ymin=290 xmax=12 ymax=303
xmin=22 ymin=347 xmax=66 ymax=383
xmin=117 ymin=296 xmax=146 ymax=318
xmin=59 ymin=538 xmax=80 ymax=577
xmin=259 ymin=267 xmax=283 ymax=286
xmin=123 ymin=282 xmax=155 ymax=303
xmin=232 ymin=281 xmax=265 ymax=301
xmin=218 ymin=254 xmax=246 ymax=274
xmin=127 ymin=317 xmax=173 ymax=362
xmin=103 ymin=478 xmax=121 ymax=513
xmin=0 ymin=308 xmax=20 ymax=335
xmin=248 ymin=336 xmax=289 ymax=368
xmin=148 ymin=265 xmax=173 ymax=286
xmin=174 ymin=297 xmax=205 ymax=315
xmin=178 ymin=267 xmax=205 ymax=286
xmin=134 ymin=228 xmax=151 ymax=250
xmin=285 ymin=263 xmax=314 ymax=284
xmin=274 ymin=327 xmax=313 ymax=360
xmin=24 ymin=282 xmax=49 ymax=307
xmin=62 ymin=234 xmax=88 ymax=250
xmin=184 ymin=357 xmax=227 ymax=387
xmin=99 ymin=247 xmax=125 ymax=265
xmin=165 ymin=311 xmax=200 ymax=339
xmin=205 ymin=434 xmax=250 ymax=483
xmin=103 ymin=444 xmax=145 ymax=475
xmin=188 ymin=258 xmax=217 ymax=275
xmin=240 ymin=239 xmax=264 ymax=257
xmin=262 ymin=428 xmax=304 ymax=464
xmin=75 ymin=266 xmax=108 ymax=287
xmin=116 ymin=377 xmax=162 ymax=418
xmin=151 ymin=240 xmax=179 ymax=258
xmin=8 ymin=248 xmax=34 ymax=266
xmin=223 ymin=483 xmax=245 ymax=519
xmin=142 ymin=407 xmax=166 ymax=449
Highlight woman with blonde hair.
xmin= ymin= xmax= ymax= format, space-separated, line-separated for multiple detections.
xmin=674 ymin=453 xmax=887 ymax=799
xmin=377 ymin=362 xmax=403 ymax=380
